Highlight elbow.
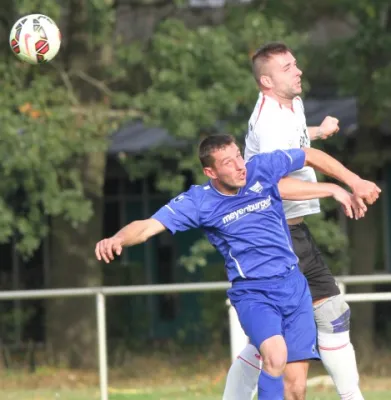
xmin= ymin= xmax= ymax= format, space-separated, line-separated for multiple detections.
xmin=279 ymin=189 xmax=288 ymax=200
xmin=302 ymin=148 xmax=312 ymax=167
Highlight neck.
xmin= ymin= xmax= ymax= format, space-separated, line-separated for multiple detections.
xmin=262 ymin=90 xmax=294 ymax=108
xmin=211 ymin=180 xmax=239 ymax=196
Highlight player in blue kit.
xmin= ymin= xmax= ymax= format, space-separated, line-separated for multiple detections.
xmin=95 ymin=134 xmax=379 ymax=400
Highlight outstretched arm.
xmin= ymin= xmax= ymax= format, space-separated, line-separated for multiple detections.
xmin=303 ymin=147 xmax=381 ymax=204
xmin=95 ymin=219 xmax=166 ymax=263
xmin=278 ymin=177 xmax=366 ymax=219
xmin=95 ymin=189 xmax=201 ymax=263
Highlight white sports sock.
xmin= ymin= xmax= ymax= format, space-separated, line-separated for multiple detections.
xmin=222 ymin=343 xmax=261 ymax=400
xmin=318 ymin=330 xmax=364 ymax=400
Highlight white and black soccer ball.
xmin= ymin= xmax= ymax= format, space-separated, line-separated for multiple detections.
xmin=9 ymin=14 xmax=61 ymax=64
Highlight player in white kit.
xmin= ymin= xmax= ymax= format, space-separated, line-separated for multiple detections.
xmin=223 ymin=43 xmax=376 ymax=400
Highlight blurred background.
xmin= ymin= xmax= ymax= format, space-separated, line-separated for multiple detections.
xmin=1 ymin=0 xmax=391 ymax=399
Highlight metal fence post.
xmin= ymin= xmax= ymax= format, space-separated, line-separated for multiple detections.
xmin=96 ymin=292 xmax=108 ymax=400
xmin=338 ymin=281 xmax=346 ymax=296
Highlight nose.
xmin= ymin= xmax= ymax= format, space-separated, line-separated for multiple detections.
xmin=235 ymin=158 xmax=245 ymax=170
xmin=296 ymin=67 xmax=302 ymax=76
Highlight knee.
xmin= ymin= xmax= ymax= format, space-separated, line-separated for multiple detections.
xmin=263 ymin=353 xmax=287 ymax=375
xmin=262 ymin=348 xmax=287 ymax=375
xmin=260 ymin=335 xmax=287 ymax=375
xmin=313 ymin=294 xmax=350 ymax=333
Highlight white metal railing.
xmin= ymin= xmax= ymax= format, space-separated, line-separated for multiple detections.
xmin=0 ymin=274 xmax=391 ymax=400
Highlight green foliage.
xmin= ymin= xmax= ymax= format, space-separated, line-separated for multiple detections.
xmin=120 ymin=14 xmax=307 ymax=192
xmin=179 ymin=239 xmax=217 ymax=273
xmin=14 ymin=0 xmax=62 ymax=19
xmin=0 ymin=0 xmax=120 ymax=257
xmin=0 ymin=60 xmax=113 ymax=256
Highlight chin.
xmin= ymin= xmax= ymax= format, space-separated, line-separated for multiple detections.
xmin=237 ymin=179 xmax=247 ymax=188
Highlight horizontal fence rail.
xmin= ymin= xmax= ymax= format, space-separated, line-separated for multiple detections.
xmin=1 ymin=274 xmax=391 ymax=400
xmin=1 ymin=274 xmax=391 ymax=300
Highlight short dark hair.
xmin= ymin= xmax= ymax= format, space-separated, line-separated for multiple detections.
xmin=252 ymin=42 xmax=291 ymax=83
xmin=198 ymin=134 xmax=236 ymax=167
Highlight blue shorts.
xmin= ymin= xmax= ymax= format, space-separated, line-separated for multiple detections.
xmin=227 ymin=266 xmax=320 ymax=363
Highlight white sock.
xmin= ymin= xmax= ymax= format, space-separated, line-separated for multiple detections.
xmin=318 ymin=330 xmax=364 ymax=400
xmin=222 ymin=343 xmax=261 ymax=400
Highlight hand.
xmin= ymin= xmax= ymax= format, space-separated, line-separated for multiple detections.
xmin=350 ymin=178 xmax=381 ymax=205
xmin=332 ymin=186 xmax=366 ymax=220
xmin=350 ymin=194 xmax=367 ymax=219
xmin=95 ymin=237 xmax=123 ymax=263
xmin=317 ymin=116 xmax=339 ymax=139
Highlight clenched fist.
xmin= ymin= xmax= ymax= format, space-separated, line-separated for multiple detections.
xmin=317 ymin=116 xmax=340 ymax=140
xmin=350 ymin=179 xmax=381 ymax=205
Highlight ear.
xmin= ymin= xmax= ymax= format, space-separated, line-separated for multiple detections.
xmin=203 ymin=167 xmax=217 ymax=180
xmin=260 ymin=74 xmax=273 ymax=89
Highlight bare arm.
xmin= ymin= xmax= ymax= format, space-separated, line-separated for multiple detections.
xmin=278 ymin=177 xmax=366 ymax=219
xmin=279 ymin=177 xmax=341 ymax=201
xmin=95 ymin=218 xmax=166 ymax=263
xmin=307 ymin=126 xmax=322 ymax=141
xmin=303 ymin=147 xmax=381 ymax=204
xmin=308 ymin=126 xmax=322 ymax=140
xmin=308 ymin=116 xmax=340 ymax=140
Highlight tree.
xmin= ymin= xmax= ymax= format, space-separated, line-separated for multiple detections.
xmin=0 ymin=0 xmax=121 ymax=367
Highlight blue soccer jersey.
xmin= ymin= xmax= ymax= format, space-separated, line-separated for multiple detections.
xmin=152 ymin=149 xmax=306 ymax=281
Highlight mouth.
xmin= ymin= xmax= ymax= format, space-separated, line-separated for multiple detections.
xmin=239 ymin=171 xmax=246 ymax=180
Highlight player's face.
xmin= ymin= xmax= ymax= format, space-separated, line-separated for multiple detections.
xmin=203 ymin=143 xmax=247 ymax=194
xmin=263 ymin=52 xmax=302 ymax=99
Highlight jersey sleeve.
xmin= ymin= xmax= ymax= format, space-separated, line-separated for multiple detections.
xmin=151 ymin=191 xmax=200 ymax=234
xmin=252 ymin=149 xmax=306 ymax=184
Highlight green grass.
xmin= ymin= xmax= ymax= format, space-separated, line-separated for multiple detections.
xmin=2 ymin=355 xmax=391 ymax=400
xmin=2 ymin=387 xmax=391 ymax=400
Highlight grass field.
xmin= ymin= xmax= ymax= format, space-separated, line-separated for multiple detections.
xmin=1 ymin=353 xmax=391 ymax=400
xmin=2 ymin=386 xmax=391 ymax=400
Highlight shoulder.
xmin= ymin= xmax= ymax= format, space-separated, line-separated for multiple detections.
xmin=180 ymin=183 xmax=212 ymax=203
xmin=293 ymin=96 xmax=305 ymax=113
xmin=247 ymin=150 xmax=295 ymax=169
xmin=245 ymin=153 xmax=265 ymax=174
xmin=249 ymin=93 xmax=276 ymax=124
xmin=245 ymin=153 xmax=275 ymax=184
xmin=249 ymin=96 xmax=281 ymax=134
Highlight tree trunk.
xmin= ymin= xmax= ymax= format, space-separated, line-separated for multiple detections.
xmin=46 ymin=152 xmax=106 ymax=368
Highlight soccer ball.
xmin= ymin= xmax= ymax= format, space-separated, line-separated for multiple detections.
xmin=9 ymin=14 xmax=61 ymax=64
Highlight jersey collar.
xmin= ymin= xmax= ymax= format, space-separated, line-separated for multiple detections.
xmin=209 ymin=181 xmax=243 ymax=197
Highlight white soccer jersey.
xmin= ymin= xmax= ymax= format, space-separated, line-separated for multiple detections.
xmin=244 ymin=93 xmax=320 ymax=219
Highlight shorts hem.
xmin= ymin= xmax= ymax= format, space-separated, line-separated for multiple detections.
xmin=311 ymin=288 xmax=340 ymax=302
xmin=287 ymin=354 xmax=320 ymax=363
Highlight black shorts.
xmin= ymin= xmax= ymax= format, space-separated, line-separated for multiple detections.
xmin=289 ymin=222 xmax=340 ymax=301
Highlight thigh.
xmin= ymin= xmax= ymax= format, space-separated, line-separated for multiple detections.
xmin=282 ymin=276 xmax=320 ymax=363
xmin=289 ymin=223 xmax=340 ymax=301
xmin=229 ymin=294 xmax=283 ymax=352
